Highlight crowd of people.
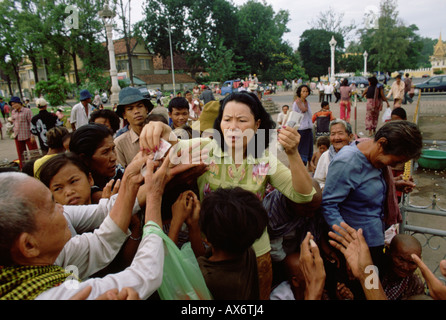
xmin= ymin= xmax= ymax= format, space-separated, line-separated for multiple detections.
xmin=1 ymin=77 xmax=445 ymax=302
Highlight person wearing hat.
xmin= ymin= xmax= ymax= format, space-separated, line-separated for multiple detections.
xmin=31 ymin=97 xmax=62 ymax=153
xmin=114 ymin=87 xmax=154 ymax=168
xmin=10 ymin=96 xmax=38 ymax=169
xmin=70 ymin=89 xmax=94 ymax=131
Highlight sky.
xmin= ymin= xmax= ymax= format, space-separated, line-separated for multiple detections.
xmin=128 ymin=0 xmax=445 ymax=49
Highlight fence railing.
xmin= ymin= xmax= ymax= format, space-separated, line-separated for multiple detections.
xmin=399 ymin=91 xmax=446 ymax=283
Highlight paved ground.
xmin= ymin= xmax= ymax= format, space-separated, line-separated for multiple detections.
xmin=1 ymin=88 xmax=445 ymax=278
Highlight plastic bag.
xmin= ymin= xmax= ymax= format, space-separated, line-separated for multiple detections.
xmin=144 ymin=222 xmax=213 ymax=300
xmin=382 ymin=107 xmax=392 ymax=122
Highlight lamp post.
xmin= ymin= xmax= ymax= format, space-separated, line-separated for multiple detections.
xmin=329 ymin=36 xmax=337 ymax=82
xmin=363 ymin=51 xmax=368 ymax=77
xmin=99 ymin=3 xmax=120 ymax=106
xmin=167 ymin=18 xmax=176 ymax=95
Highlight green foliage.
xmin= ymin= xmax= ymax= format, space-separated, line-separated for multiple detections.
xmin=359 ymin=0 xmax=425 ymax=72
xmin=207 ymin=40 xmax=236 ymax=82
xmin=35 ymin=75 xmax=72 ymax=106
xmin=433 ymin=70 xmax=444 ymax=75
xmin=298 ymin=29 xmax=344 ymax=80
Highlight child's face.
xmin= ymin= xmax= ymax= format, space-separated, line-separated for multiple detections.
xmin=282 ymin=106 xmax=289 ymax=114
xmin=318 ymin=144 xmax=328 ymax=154
xmin=322 ymin=104 xmax=330 ymax=110
xmin=169 ymin=108 xmax=189 ymax=128
xmin=390 ymin=242 xmax=421 ymax=278
xmin=49 ymin=163 xmax=94 ymax=206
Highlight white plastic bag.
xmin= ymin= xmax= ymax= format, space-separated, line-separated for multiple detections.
xmin=382 ymin=107 xmax=392 ymax=122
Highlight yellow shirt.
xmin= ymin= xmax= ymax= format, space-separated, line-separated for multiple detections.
xmin=176 ymin=138 xmax=316 ymax=257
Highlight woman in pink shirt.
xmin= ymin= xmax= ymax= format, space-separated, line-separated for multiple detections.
xmin=339 ymin=79 xmax=352 ymax=122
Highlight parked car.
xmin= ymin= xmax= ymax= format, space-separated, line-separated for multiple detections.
xmin=422 ymin=74 xmax=431 ymax=78
xmin=346 ymin=76 xmax=369 ymax=88
xmin=414 ymin=75 xmax=446 ymax=93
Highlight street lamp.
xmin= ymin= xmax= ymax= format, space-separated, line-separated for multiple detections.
xmin=99 ymin=3 xmax=120 ymax=106
xmin=329 ymin=36 xmax=337 ymax=82
xmin=167 ymin=18 xmax=176 ymax=95
xmin=363 ymin=51 xmax=368 ymax=77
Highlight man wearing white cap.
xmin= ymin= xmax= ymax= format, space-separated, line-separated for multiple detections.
xmin=31 ymin=97 xmax=62 ymax=152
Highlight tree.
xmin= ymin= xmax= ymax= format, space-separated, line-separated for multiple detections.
xmin=309 ymin=6 xmax=356 ymax=42
xmin=35 ymin=75 xmax=72 ymax=106
xmin=114 ymin=0 xmax=134 ymax=86
xmin=358 ymin=0 xmax=424 ymax=72
xmin=207 ymin=40 xmax=236 ymax=82
xmin=298 ymin=29 xmax=344 ymax=80
xmin=235 ymin=0 xmax=291 ymax=77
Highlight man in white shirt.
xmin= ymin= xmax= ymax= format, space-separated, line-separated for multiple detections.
xmin=0 ymin=154 xmax=197 ymax=300
xmin=324 ymin=82 xmax=334 ymax=102
xmin=70 ymin=89 xmax=94 ymax=131
xmin=317 ymin=80 xmax=325 ymax=102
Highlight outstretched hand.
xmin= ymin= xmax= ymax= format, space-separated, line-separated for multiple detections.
xmin=299 ymin=232 xmax=326 ymax=300
xmin=411 ymin=255 xmax=446 ymax=300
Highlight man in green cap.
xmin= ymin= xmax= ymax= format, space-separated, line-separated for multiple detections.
xmin=114 ymin=87 xmax=154 ymax=167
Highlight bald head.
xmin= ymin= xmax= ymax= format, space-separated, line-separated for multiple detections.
xmin=0 ymin=173 xmax=39 ymax=265
xmin=389 ymin=234 xmax=422 ymax=256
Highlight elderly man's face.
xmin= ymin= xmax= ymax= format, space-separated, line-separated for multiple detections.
xmin=23 ymin=178 xmax=71 ymax=264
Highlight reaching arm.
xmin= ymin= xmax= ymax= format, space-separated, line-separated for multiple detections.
xmin=277 ymin=125 xmax=313 ymax=195
xmin=328 ymin=222 xmax=387 ymax=300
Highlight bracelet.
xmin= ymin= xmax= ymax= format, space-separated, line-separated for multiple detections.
xmin=129 ymin=234 xmax=141 ymax=241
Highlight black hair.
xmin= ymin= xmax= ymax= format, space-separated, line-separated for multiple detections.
xmin=38 ymin=152 xmax=90 ymax=187
xmin=391 ymin=107 xmax=407 ymax=120
xmin=213 ymin=92 xmax=276 ymax=157
xmin=321 ymin=101 xmax=329 ymax=108
xmin=69 ymin=123 xmax=113 ymax=159
xmin=89 ymin=109 xmax=121 ymax=134
xmin=146 ymin=113 xmax=168 ymax=125
xmin=296 ymin=84 xmax=311 ymax=98
xmin=368 ymin=76 xmax=378 ymax=87
xmin=168 ymin=97 xmax=189 ymax=113
xmin=374 ymin=120 xmax=422 ymax=159
xmin=199 ymin=187 xmax=268 ymax=254
xmin=316 ymin=135 xmax=330 ymax=148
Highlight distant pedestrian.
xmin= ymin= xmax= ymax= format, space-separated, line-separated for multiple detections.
xmin=403 ymin=73 xmax=413 ymax=104
xmin=339 ymin=79 xmax=352 ymax=122
xmin=387 ymin=74 xmax=405 ymax=108
xmin=10 ymin=96 xmax=38 ymax=168
xmin=324 ymin=82 xmax=334 ymax=102
xmin=70 ymin=89 xmax=94 ymax=131
xmin=317 ymin=80 xmax=325 ymax=103
xmin=0 ymin=97 xmax=7 ymax=123
xmin=362 ymin=76 xmax=390 ymax=137
xmin=31 ymin=98 xmax=62 ymax=152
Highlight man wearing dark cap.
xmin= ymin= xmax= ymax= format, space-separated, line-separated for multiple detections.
xmin=114 ymin=87 xmax=154 ymax=167
xmin=70 ymin=89 xmax=94 ymax=131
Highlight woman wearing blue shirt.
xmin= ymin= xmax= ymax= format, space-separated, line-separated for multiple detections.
xmin=322 ymin=121 xmax=422 ymax=267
